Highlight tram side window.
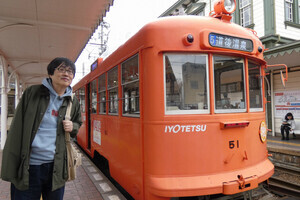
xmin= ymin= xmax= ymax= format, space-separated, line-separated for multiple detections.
xmin=98 ymin=74 xmax=106 ymax=114
xmin=122 ymin=54 xmax=139 ymax=116
xmin=248 ymin=61 xmax=263 ymax=111
xmin=75 ymin=90 xmax=79 ymax=104
xmin=214 ymin=56 xmax=246 ymax=112
xmin=90 ymin=79 xmax=97 ymax=114
xmin=108 ymin=66 xmax=118 ymax=114
xmin=79 ymin=87 xmax=86 ymax=113
xmin=165 ymin=54 xmax=209 ymax=114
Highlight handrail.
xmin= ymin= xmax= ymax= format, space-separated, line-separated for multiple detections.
xmin=266 ymin=64 xmax=288 ymax=87
xmin=266 ymin=64 xmax=288 ymax=81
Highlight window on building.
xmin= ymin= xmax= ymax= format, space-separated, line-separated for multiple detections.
xmin=214 ymin=55 xmax=246 ymax=113
xmin=98 ymin=74 xmax=106 ymax=114
xmin=7 ymin=73 xmax=16 ymax=116
xmin=248 ymin=61 xmax=263 ymax=111
xmin=90 ymin=79 xmax=97 ymax=114
xmin=8 ymin=93 xmax=15 ymax=115
xmin=285 ymin=0 xmax=293 ymax=22
xmin=165 ymin=53 xmax=209 ymax=114
xmin=198 ymin=10 xmax=204 ymax=16
xmin=108 ymin=66 xmax=118 ymax=114
xmin=298 ymin=1 xmax=300 ymax=22
xmin=122 ymin=54 xmax=139 ymax=116
xmin=240 ymin=0 xmax=252 ymax=27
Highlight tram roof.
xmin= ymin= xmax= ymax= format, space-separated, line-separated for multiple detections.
xmin=0 ymin=0 xmax=113 ymax=86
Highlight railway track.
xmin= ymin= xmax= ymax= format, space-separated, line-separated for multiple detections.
xmin=268 ymin=162 xmax=300 ymax=199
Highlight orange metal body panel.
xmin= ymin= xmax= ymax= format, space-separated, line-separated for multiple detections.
xmin=76 ymin=113 xmax=88 ymax=152
xmin=74 ymin=16 xmax=273 ymax=200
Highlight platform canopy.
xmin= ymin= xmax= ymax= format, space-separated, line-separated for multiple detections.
xmin=0 ymin=0 xmax=113 ymax=86
xmin=264 ymin=40 xmax=300 ymax=69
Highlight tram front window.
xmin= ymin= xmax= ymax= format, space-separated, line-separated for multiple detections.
xmin=165 ymin=54 xmax=209 ymax=114
xmin=214 ymin=55 xmax=246 ymax=112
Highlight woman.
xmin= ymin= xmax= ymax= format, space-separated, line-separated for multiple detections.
xmin=1 ymin=57 xmax=82 ymax=200
xmin=281 ymin=112 xmax=296 ymax=140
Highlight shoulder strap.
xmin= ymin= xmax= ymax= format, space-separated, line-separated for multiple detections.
xmin=65 ymin=94 xmax=74 ymax=142
xmin=65 ymin=94 xmax=74 ymax=121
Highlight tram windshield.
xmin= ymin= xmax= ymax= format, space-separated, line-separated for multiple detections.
xmin=165 ymin=54 xmax=209 ymax=114
xmin=164 ymin=53 xmax=263 ymax=115
xmin=214 ymin=55 xmax=246 ymax=113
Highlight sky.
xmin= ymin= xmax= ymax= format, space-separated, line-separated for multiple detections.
xmin=73 ymin=0 xmax=178 ymax=85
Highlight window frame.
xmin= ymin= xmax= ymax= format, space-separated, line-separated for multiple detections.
xmin=239 ymin=0 xmax=252 ymax=27
xmin=90 ymin=79 xmax=97 ymax=114
xmin=98 ymin=73 xmax=107 ymax=115
xmin=213 ymin=55 xmax=247 ymax=114
xmin=107 ymin=66 xmax=119 ymax=115
xmin=284 ymin=0 xmax=300 ymax=25
xmin=163 ymin=53 xmax=210 ymax=115
xmin=248 ymin=61 xmax=263 ymax=112
xmin=78 ymin=87 xmax=86 ymax=113
xmin=121 ymin=54 xmax=140 ymax=117
xmin=285 ymin=0 xmax=294 ymax=22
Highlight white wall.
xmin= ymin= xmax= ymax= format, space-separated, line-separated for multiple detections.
xmin=253 ymin=0 xmax=265 ymax=37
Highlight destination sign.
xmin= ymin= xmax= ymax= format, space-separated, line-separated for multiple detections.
xmin=209 ymin=33 xmax=253 ymax=52
xmin=91 ymin=60 xmax=97 ymax=71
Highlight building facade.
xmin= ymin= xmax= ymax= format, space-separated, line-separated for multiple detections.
xmin=161 ymin=0 xmax=300 ymax=136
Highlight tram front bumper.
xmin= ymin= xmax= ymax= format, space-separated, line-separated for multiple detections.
xmin=147 ymin=159 xmax=274 ymax=197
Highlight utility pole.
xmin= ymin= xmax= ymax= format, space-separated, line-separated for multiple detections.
xmin=87 ymin=21 xmax=110 ymax=61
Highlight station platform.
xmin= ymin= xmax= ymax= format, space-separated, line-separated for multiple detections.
xmin=0 ymin=144 xmax=126 ymax=200
xmin=267 ymin=135 xmax=300 ymax=168
xmin=267 ymin=135 xmax=300 ymax=156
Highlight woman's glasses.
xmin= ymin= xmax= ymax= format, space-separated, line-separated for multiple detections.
xmin=56 ymin=64 xmax=74 ymax=75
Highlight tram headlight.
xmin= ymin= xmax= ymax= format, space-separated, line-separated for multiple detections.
xmin=224 ymin=0 xmax=236 ymax=13
xmin=182 ymin=33 xmax=194 ymax=46
xmin=214 ymin=0 xmax=236 ymax=15
xmin=259 ymin=121 xmax=267 ymax=143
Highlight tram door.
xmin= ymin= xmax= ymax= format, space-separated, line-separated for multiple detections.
xmin=86 ymin=83 xmax=92 ymax=150
xmin=87 ymin=80 xmax=97 ymax=150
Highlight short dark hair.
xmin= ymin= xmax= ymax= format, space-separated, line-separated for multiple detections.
xmin=47 ymin=57 xmax=76 ymax=77
xmin=285 ymin=112 xmax=294 ymax=120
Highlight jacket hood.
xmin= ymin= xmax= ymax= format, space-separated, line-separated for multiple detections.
xmin=42 ymin=78 xmax=72 ymax=97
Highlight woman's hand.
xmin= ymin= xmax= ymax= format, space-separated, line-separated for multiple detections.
xmin=63 ymin=120 xmax=73 ymax=132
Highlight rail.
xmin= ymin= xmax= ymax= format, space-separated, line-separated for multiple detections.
xmin=268 ymin=162 xmax=300 ymax=198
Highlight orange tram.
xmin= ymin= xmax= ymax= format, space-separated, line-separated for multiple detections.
xmin=73 ymin=1 xmax=286 ymax=199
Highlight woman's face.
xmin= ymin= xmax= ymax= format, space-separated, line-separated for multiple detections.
xmin=287 ymin=116 xmax=292 ymax=120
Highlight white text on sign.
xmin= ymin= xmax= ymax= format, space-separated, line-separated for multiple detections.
xmin=165 ymin=125 xmax=207 ymax=133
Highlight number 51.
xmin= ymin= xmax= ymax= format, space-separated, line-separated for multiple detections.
xmin=229 ymin=140 xmax=239 ymax=149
